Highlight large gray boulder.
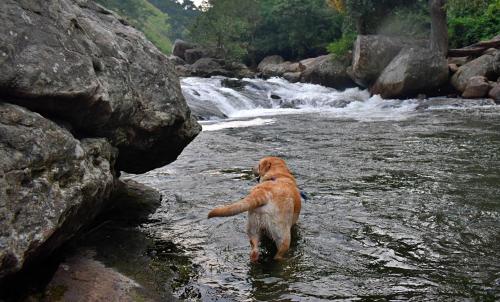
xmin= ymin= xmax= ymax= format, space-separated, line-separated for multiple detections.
xmin=0 ymin=103 xmax=116 ymax=279
xmin=371 ymin=47 xmax=449 ymax=99
xmin=0 ymin=0 xmax=200 ymax=173
xmin=451 ymin=50 xmax=500 ymax=92
xmin=300 ymin=54 xmax=355 ymax=90
xmin=350 ymin=35 xmax=406 ymax=87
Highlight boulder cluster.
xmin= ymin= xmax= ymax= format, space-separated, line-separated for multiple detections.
xmin=0 ymin=0 xmax=200 ymax=283
xmin=176 ymin=35 xmax=500 ymax=101
xmin=169 ymin=40 xmax=254 ymax=78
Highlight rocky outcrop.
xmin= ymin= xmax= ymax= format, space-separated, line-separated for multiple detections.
xmin=0 ymin=0 xmax=201 ymax=285
xmin=0 ymin=0 xmax=200 ymax=173
xmin=450 ymin=50 xmax=500 ymax=93
xmin=0 ymin=103 xmax=116 ymax=279
xmin=300 ymin=55 xmax=355 ymax=90
xmin=371 ymin=47 xmax=449 ymax=99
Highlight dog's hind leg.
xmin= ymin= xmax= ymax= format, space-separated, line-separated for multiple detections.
xmin=249 ymin=235 xmax=260 ymax=262
xmin=273 ymin=230 xmax=291 ymax=261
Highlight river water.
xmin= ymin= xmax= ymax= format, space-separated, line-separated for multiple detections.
xmin=120 ymin=77 xmax=500 ymax=301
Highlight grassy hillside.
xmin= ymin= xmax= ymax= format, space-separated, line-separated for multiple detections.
xmin=95 ymin=0 xmax=172 ymax=54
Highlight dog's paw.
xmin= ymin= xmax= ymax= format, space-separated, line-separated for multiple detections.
xmin=250 ymin=250 xmax=259 ymax=263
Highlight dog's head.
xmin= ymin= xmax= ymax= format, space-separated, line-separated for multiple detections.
xmin=253 ymin=157 xmax=291 ymax=182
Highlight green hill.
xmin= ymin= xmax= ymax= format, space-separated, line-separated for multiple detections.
xmin=95 ymin=0 xmax=172 ymax=54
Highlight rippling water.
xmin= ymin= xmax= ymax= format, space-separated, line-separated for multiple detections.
xmin=122 ymin=77 xmax=500 ymax=301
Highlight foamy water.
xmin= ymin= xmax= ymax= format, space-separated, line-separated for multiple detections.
xmin=181 ymin=76 xmax=497 ymax=127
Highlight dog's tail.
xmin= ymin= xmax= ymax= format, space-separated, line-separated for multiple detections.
xmin=208 ymin=190 xmax=269 ymax=218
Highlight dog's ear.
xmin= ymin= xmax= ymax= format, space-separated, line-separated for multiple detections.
xmin=258 ymin=159 xmax=272 ymax=175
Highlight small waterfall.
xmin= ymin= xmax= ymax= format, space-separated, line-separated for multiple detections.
xmin=181 ymin=76 xmax=497 ymax=124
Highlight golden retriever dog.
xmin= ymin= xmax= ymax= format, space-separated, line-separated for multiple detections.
xmin=208 ymin=157 xmax=301 ymax=262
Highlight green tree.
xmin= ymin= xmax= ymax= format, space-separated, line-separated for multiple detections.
xmin=189 ymin=0 xmax=260 ymax=61
xmin=255 ymin=0 xmax=343 ymax=60
xmin=148 ymin=0 xmax=200 ymax=40
xmin=96 ymin=0 xmax=173 ymax=53
xmin=447 ymin=0 xmax=500 ymax=47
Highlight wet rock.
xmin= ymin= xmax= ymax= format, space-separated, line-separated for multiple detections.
xmin=105 ymin=179 xmax=162 ymax=223
xmin=44 ymin=251 xmax=154 ymax=302
xmin=371 ymin=47 xmax=449 ymax=99
xmin=350 ymin=35 xmax=406 ymax=87
xmin=0 ymin=103 xmax=116 ymax=279
xmin=283 ymin=72 xmax=302 ymax=83
xmin=0 ymin=0 xmax=200 ymax=173
xmin=451 ymin=50 xmax=500 ymax=92
xmin=172 ymin=39 xmax=197 ymax=60
xmin=258 ymin=55 xmax=285 ymax=70
xmin=221 ymin=78 xmax=245 ymax=89
xmin=462 ymin=76 xmax=490 ymax=98
xmin=487 ymin=83 xmax=500 ymax=102
xmin=300 ymin=54 xmax=355 ymax=90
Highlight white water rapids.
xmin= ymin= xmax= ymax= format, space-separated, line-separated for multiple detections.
xmin=181 ymin=76 xmax=497 ymax=131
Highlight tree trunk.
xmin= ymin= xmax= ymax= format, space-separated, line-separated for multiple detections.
xmin=430 ymin=0 xmax=448 ymax=56
xmin=356 ymin=17 xmax=366 ymax=35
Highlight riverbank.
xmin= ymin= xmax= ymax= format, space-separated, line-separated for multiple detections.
xmin=170 ymin=36 xmax=500 ymax=102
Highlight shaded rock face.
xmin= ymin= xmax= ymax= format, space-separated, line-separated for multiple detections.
xmin=350 ymin=35 xmax=406 ymax=87
xmin=0 ymin=0 xmax=201 ymax=173
xmin=451 ymin=50 xmax=500 ymax=92
xmin=0 ymin=103 xmax=116 ymax=279
xmin=300 ymin=55 xmax=355 ymax=90
xmin=371 ymin=47 xmax=449 ymax=99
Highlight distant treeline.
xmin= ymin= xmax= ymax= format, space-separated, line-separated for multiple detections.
xmin=189 ymin=0 xmax=499 ymax=64
xmin=95 ymin=0 xmax=499 ymax=62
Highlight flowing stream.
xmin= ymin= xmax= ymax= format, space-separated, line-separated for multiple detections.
xmin=92 ymin=77 xmax=499 ymax=301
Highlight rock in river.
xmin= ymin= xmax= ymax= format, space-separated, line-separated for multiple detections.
xmin=371 ymin=47 xmax=449 ymax=99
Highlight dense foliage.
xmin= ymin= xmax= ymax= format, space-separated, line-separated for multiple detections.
xmin=148 ymin=0 xmax=200 ymax=40
xmin=447 ymin=0 xmax=500 ymax=48
xmin=96 ymin=0 xmax=498 ymax=61
xmin=95 ymin=0 xmax=172 ymax=53
xmin=189 ymin=0 xmax=343 ymax=63
xmin=328 ymin=0 xmax=499 ymax=48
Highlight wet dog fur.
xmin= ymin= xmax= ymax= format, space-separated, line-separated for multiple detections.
xmin=208 ymin=157 xmax=301 ymax=262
